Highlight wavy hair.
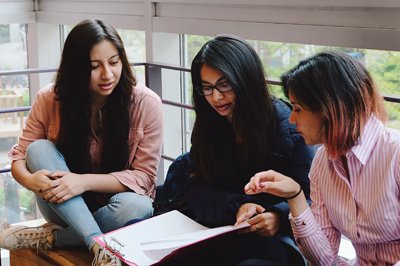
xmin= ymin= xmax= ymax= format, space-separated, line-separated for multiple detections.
xmin=281 ymin=51 xmax=387 ymax=158
xmin=191 ymin=35 xmax=275 ymax=182
xmin=54 ymin=19 xmax=136 ymax=173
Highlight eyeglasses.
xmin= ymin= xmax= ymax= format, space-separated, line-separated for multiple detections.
xmin=195 ymin=81 xmax=233 ymax=96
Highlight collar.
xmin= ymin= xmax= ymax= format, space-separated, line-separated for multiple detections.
xmin=328 ymin=115 xmax=384 ymax=166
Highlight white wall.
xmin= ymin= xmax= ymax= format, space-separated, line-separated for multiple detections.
xmin=2 ymin=1 xmax=399 ymax=54
xmin=13 ymin=0 xmax=399 ymax=52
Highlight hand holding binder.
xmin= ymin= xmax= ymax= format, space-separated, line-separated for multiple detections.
xmin=94 ymin=210 xmax=250 ymax=265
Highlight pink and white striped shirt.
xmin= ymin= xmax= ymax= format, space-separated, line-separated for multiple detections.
xmin=290 ymin=115 xmax=400 ymax=265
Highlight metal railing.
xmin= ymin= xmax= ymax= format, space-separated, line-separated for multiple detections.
xmin=1 ymin=62 xmax=400 ymax=175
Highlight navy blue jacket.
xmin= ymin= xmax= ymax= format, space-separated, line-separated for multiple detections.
xmin=184 ymin=98 xmax=314 ymax=237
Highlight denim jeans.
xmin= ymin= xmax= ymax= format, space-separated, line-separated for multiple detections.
xmin=26 ymin=139 xmax=153 ymax=250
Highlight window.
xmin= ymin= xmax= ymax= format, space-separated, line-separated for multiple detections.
xmin=183 ymin=35 xmax=400 ymax=130
xmin=0 ymin=23 xmax=34 ymax=224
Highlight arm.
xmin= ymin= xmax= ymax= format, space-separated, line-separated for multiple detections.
xmin=245 ymin=153 xmax=344 ymax=265
xmin=289 ymin=173 xmax=343 ymax=265
xmin=10 ymin=85 xmax=56 ymax=193
xmin=11 ymin=159 xmax=54 ymax=194
xmin=266 ymin=134 xmax=314 ymax=237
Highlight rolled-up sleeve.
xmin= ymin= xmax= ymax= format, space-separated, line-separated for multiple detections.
xmin=8 ymin=84 xmax=57 ymax=161
xmin=290 ymin=153 xmax=342 ymax=265
xmin=110 ymin=85 xmax=163 ymax=199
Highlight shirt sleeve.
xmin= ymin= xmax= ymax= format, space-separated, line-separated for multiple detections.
xmin=268 ymin=132 xmax=314 ymax=237
xmin=110 ymin=87 xmax=163 ymax=199
xmin=290 ymin=150 xmax=343 ymax=265
xmin=8 ymin=85 xmax=54 ymax=161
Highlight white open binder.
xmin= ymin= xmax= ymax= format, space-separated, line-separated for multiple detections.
xmin=94 ymin=210 xmax=250 ymax=266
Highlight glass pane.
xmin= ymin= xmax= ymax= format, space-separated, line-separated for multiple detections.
xmin=384 ymin=101 xmax=400 ymax=130
xmin=0 ymin=23 xmax=29 ymax=105
xmin=183 ymin=35 xmax=212 ymax=67
xmin=183 ymin=34 xmax=400 ymax=130
xmin=0 ymin=24 xmax=35 ymax=224
xmin=117 ymin=29 xmax=146 ymax=83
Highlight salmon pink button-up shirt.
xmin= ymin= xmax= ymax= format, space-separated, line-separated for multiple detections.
xmin=290 ymin=115 xmax=400 ymax=265
xmin=9 ymin=83 xmax=163 ymax=199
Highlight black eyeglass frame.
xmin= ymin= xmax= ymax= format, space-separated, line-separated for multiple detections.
xmin=195 ymin=81 xmax=233 ymax=96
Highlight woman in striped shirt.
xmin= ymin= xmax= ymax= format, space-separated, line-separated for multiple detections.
xmin=245 ymin=51 xmax=400 ymax=265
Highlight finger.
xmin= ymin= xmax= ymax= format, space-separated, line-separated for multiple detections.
xmin=236 ymin=208 xmax=256 ymax=225
xmin=41 ymin=181 xmax=59 ymax=195
xmin=244 ymin=182 xmax=250 ymax=191
xmin=39 ymin=178 xmax=58 ymax=192
xmin=48 ymin=189 xmax=67 ymax=203
xmin=244 ymin=176 xmax=263 ymax=194
xmin=235 ymin=214 xmax=248 ymax=226
xmin=46 ymin=171 xmax=55 ymax=178
xmin=259 ymin=181 xmax=287 ymax=196
xmin=253 ymin=173 xmax=264 ymax=188
xmin=48 ymin=179 xmax=60 ymax=188
xmin=256 ymin=170 xmax=279 ymax=183
xmin=47 ymin=171 xmax=64 ymax=180
xmin=252 ymin=223 xmax=260 ymax=233
xmin=247 ymin=214 xmax=260 ymax=225
xmin=246 ymin=171 xmax=276 ymax=193
xmin=42 ymin=185 xmax=60 ymax=201
xmin=55 ymin=194 xmax=70 ymax=204
xmin=40 ymin=186 xmax=54 ymax=194
xmin=255 ymin=205 xmax=265 ymax=214
xmin=42 ymin=191 xmax=53 ymax=201
xmin=244 ymin=177 xmax=256 ymax=193
xmin=244 ymin=183 xmax=256 ymax=194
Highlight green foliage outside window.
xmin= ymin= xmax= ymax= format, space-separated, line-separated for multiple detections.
xmin=186 ymin=35 xmax=400 ymax=129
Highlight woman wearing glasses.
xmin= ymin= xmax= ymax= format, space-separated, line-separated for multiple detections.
xmin=174 ymin=35 xmax=314 ymax=265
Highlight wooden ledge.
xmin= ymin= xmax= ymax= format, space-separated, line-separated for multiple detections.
xmin=10 ymin=247 xmax=93 ymax=266
xmin=9 ymin=219 xmax=93 ymax=266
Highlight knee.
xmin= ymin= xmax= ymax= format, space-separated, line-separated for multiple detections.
xmin=26 ymin=140 xmax=65 ymax=173
xmin=26 ymin=139 xmax=56 ymax=159
xmin=110 ymin=192 xmax=153 ymax=219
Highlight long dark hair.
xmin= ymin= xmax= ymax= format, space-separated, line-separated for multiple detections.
xmin=54 ymin=19 xmax=136 ymax=173
xmin=281 ymin=51 xmax=387 ymax=158
xmin=191 ymin=35 xmax=275 ymax=182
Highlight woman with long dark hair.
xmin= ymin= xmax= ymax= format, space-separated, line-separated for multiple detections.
xmin=245 ymin=51 xmax=400 ymax=265
xmin=1 ymin=19 xmax=163 ymax=265
xmin=179 ymin=35 xmax=314 ymax=265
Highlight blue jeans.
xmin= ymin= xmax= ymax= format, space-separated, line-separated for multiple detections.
xmin=26 ymin=139 xmax=153 ymax=250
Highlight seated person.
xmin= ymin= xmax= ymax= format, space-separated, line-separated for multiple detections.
xmin=245 ymin=51 xmax=400 ymax=265
xmin=0 ymin=19 xmax=163 ymax=266
xmin=162 ymin=35 xmax=314 ymax=266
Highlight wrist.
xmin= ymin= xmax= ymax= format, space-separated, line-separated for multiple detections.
xmin=285 ymin=186 xmax=302 ymax=200
xmin=287 ymin=191 xmax=308 ymax=216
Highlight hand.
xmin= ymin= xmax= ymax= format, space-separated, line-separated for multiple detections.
xmin=247 ymin=211 xmax=280 ymax=237
xmin=30 ymin=169 xmax=57 ymax=194
xmin=244 ymin=170 xmax=300 ymax=199
xmin=235 ymin=203 xmax=265 ymax=225
xmin=41 ymin=171 xmax=86 ymax=203
xmin=235 ymin=203 xmax=279 ymax=237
